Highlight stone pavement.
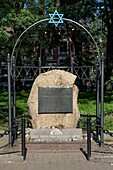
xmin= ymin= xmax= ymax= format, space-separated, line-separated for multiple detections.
xmin=0 ymin=151 xmax=113 ymax=170
xmin=0 ymin=135 xmax=113 ymax=170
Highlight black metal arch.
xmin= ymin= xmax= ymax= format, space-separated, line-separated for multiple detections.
xmin=11 ymin=18 xmax=100 ymax=63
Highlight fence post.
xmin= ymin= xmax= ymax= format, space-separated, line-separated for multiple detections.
xmin=100 ymin=53 xmax=105 ymax=146
xmin=21 ymin=114 xmax=26 ymax=160
xmin=39 ymin=46 xmax=41 ymax=74
xmin=12 ymin=56 xmax=16 ymax=120
xmin=12 ymin=57 xmax=18 ymax=144
xmin=7 ymin=53 xmax=13 ymax=148
xmin=87 ymin=114 xmax=91 ymax=160
xmin=96 ymin=62 xmax=100 ymax=141
xmin=13 ymin=118 xmax=18 ymax=143
xmin=71 ymin=57 xmax=73 ymax=74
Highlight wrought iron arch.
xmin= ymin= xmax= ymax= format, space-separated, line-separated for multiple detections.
xmin=11 ymin=18 xmax=100 ymax=64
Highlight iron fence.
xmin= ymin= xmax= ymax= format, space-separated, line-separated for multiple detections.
xmin=14 ymin=65 xmax=96 ymax=80
xmin=84 ymin=114 xmax=113 ymax=161
xmin=0 ymin=112 xmax=27 ymax=161
xmin=0 ymin=65 xmax=96 ymax=81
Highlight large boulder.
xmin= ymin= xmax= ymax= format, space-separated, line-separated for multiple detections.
xmin=27 ymin=70 xmax=80 ymax=129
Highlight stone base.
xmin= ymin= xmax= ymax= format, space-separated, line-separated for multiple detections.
xmin=27 ymin=128 xmax=83 ymax=142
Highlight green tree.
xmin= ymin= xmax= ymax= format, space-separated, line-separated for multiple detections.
xmin=1 ymin=0 xmax=110 ymax=69
xmin=100 ymin=0 xmax=113 ymax=78
xmin=0 ymin=0 xmax=55 ymax=63
xmin=59 ymin=0 xmax=100 ymax=64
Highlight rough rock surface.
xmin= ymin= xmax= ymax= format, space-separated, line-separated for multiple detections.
xmin=27 ymin=70 xmax=80 ymax=129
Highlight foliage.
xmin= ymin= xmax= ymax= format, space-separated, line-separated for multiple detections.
xmin=0 ymin=0 xmax=55 ymax=62
xmin=96 ymin=1 xmax=113 ymax=78
xmin=0 ymin=1 xmax=101 ymax=65
xmin=0 ymin=0 xmax=113 ymax=77
xmin=60 ymin=0 xmax=113 ymax=76
xmin=105 ymin=76 xmax=113 ymax=84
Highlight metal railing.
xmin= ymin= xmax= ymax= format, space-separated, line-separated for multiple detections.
xmin=0 ymin=65 xmax=96 ymax=81
xmin=14 ymin=65 xmax=96 ymax=80
xmin=0 ymin=112 xmax=26 ymax=161
xmin=85 ymin=114 xmax=113 ymax=161
xmin=21 ymin=114 xmax=26 ymax=161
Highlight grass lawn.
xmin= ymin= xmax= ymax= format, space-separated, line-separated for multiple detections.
xmin=78 ymin=91 xmax=113 ymax=130
xmin=0 ymin=90 xmax=113 ymax=130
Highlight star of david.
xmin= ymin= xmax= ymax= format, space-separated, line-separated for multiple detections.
xmin=49 ymin=10 xmax=64 ymax=27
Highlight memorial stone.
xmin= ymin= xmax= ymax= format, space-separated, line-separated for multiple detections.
xmin=27 ymin=69 xmax=80 ymax=129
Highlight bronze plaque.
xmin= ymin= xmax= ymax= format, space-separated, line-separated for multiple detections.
xmin=38 ymin=87 xmax=73 ymax=113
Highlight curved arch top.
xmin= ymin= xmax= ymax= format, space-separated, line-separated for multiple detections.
xmin=11 ymin=18 xmax=100 ymax=60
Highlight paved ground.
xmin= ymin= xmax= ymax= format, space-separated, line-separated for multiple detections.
xmin=0 ymin=135 xmax=113 ymax=170
xmin=0 ymin=151 xmax=113 ymax=170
